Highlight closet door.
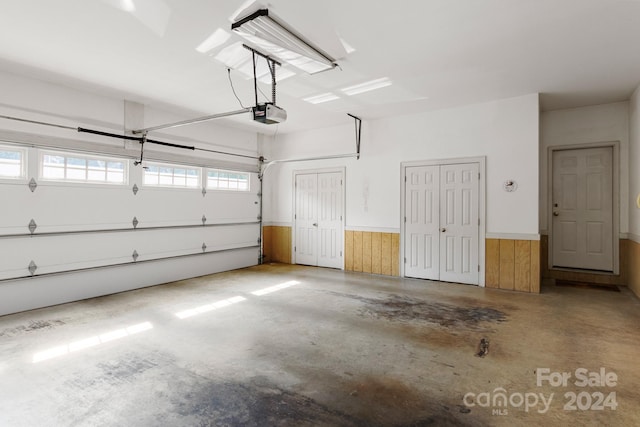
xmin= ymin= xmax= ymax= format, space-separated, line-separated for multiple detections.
xmin=404 ymin=165 xmax=440 ymax=280
xmin=294 ymin=171 xmax=344 ymax=268
xmin=404 ymin=162 xmax=479 ymax=285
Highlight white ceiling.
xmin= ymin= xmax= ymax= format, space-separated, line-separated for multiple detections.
xmin=0 ymin=0 xmax=639 ymax=134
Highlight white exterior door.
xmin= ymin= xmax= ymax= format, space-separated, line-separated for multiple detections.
xmin=295 ymin=171 xmax=343 ymax=268
xmin=552 ymin=147 xmax=614 ymax=271
xmin=404 ymin=162 xmax=479 ymax=285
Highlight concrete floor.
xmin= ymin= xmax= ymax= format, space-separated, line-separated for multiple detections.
xmin=0 ymin=264 xmax=639 ymax=426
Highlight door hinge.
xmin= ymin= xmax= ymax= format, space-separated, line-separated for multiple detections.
xmin=478 ymin=218 xmax=480 ymax=226
xmin=478 ymin=172 xmax=480 ymax=179
xmin=340 ymin=215 xmax=343 ymax=221
xmin=404 ymin=216 xmax=406 ymax=223
xmin=404 ymin=257 xmax=407 ymax=263
xmin=294 ymin=246 xmax=297 ymax=252
xmin=341 ymin=179 xmax=343 ymax=185
xmin=340 ymin=251 xmax=343 ymax=257
xmin=478 ymin=265 xmax=480 ymax=272
xmin=294 ymin=214 xmax=297 ymax=219
xmin=404 ymin=176 xmax=407 ymax=182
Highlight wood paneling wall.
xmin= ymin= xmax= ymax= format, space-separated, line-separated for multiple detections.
xmin=540 ymin=235 xmax=628 ymax=286
xmin=629 ymin=239 xmax=640 ymax=298
xmin=345 ymin=231 xmax=399 ymax=276
xmin=486 ymin=238 xmax=540 ymax=293
xmin=262 ymin=226 xmax=291 ymax=264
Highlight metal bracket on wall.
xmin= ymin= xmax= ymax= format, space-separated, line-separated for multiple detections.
xmin=132 ymin=184 xmax=139 ymax=195
xmin=347 ymin=113 xmax=362 ymax=160
xmin=202 ymin=243 xmax=207 ymax=253
xmin=28 ymin=260 xmax=37 ymax=275
xmin=132 ymin=250 xmax=139 ymax=262
xmin=28 ymin=219 xmax=37 ymax=234
xmin=132 ymin=217 xmax=139 ymax=229
xmin=202 ymin=215 xmax=207 ymax=225
xmin=28 ymin=178 xmax=38 ymax=193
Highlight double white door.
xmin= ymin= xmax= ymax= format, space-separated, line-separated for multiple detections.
xmin=404 ymin=163 xmax=479 ymax=284
xmin=294 ymin=172 xmax=343 ymax=268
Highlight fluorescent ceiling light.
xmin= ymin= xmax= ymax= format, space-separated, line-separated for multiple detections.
xmin=215 ymin=42 xmax=295 ymax=82
xmin=303 ymin=92 xmax=340 ymax=104
xmin=196 ymin=28 xmax=231 ymax=54
xmin=341 ymin=77 xmax=392 ymax=96
xmin=231 ymin=9 xmax=336 ymax=74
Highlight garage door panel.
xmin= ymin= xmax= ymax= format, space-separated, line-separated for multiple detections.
xmin=0 ymin=223 xmax=259 ymax=280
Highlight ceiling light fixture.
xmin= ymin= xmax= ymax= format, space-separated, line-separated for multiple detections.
xmin=341 ymin=77 xmax=392 ymax=96
xmin=303 ymin=92 xmax=340 ymax=104
xmin=231 ymin=9 xmax=336 ymax=74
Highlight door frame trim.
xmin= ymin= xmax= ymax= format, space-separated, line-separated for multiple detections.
xmin=292 ymin=167 xmax=346 ymax=269
xmin=547 ymin=142 xmax=619 ymax=274
xmin=400 ymin=156 xmax=486 ymax=286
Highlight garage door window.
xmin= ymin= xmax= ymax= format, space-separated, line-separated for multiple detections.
xmin=0 ymin=145 xmax=26 ymax=179
xmin=40 ymin=151 xmax=127 ymax=184
xmin=143 ymin=162 xmax=201 ymax=188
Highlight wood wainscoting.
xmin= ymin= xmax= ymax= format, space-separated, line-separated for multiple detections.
xmin=262 ymin=226 xmax=291 ymax=264
xmin=486 ymin=239 xmax=540 ymax=293
xmin=345 ymin=231 xmax=400 ymax=276
xmin=629 ymin=239 xmax=640 ymax=298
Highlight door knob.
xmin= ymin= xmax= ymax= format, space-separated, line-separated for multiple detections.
xmin=313 ymin=223 xmax=318 ymax=227
xmin=441 ymin=228 xmax=446 ymax=232
xmin=553 ymin=212 xmax=559 ymax=216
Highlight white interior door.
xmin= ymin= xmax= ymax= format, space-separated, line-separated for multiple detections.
xmin=317 ymin=172 xmax=343 ymax=268
xmin=295 ymin=173 xmax=318 ymax=266
xmin=439 ymin=163 xmax=479 ymax=284
xmin=295 ymin=171 xmax=343 ymax=268
xmin=404 ymin=162 xmax=479 ymax=285
xmin=405 ymin=165 xmax=440 ymax=279
xmin=552 ymin=147 xmax=613 ymax=271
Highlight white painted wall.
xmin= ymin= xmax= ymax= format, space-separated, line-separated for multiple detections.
xmin=263 ymin=93 xmax=540 ymax=237
xmin=0 ymin=69 xmax=259 ymax=167
xmin=539 ymin=102 xmax=629 ymax=235
xmin=629 ymin=87 xmax=640 ymax=241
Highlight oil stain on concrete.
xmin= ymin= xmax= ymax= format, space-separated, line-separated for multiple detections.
xmin=170 ymin=376 xmax=362 ymax=427
xmin=325 ymin=291 xmax=507 ymax=329
xmin=0 ymin=319 xmax=66 ymax=337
